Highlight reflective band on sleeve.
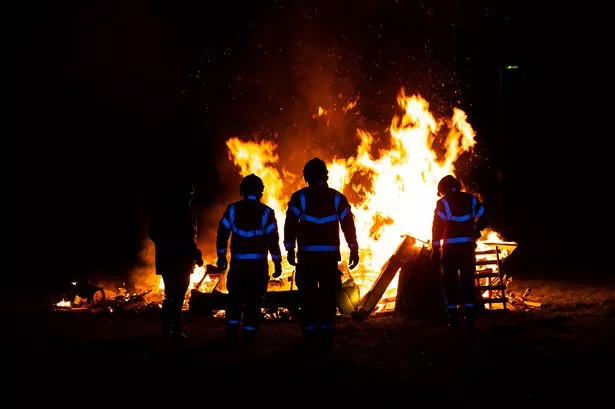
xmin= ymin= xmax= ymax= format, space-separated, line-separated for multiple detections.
xmin=229 ymin=205 xmax=235 ymax=224
xmin=284 ymin=241 xmax=295 ymax=250
xmin=475 ymin=206 xmax=485 ymax=218
xmin=442 ymin=198 xmax=452 ymax=220
xmin=334 ymin=194 xmax=341 ymax=211
xmin=217 ymin=249 xmax=227 ymax=254
xmin=261 ymin=208 xmax=270 ymax=228
xmin=265 ymin=222 xmax=276 ymax=234
xmin=232 ymin=228 xmax=265 ymax=237
xmin=227 ymin=320 xmax=240 ymax=325
xmin=450 ymin=214 xmax=473 ymax=222
xmin=271 ymin=254 xmax=281 ymax=261
xmin=464 ymin=303 xmax=475 ymax=308
xmin=299 ymin=245 xmax=338 ymax=252
xmin=221 ymin=218 xmax=231 ymax=229
xmin=300 ymin=192 xmax=306 ymax=212
xmin=247 ymin=195 xmax=257 ymax=200
xmin=339 ymin=206 xmax=349 ymax=221
xmin=289 ymin=205 xmax=302 ymax=217
xmin=432 ymin=241 xmax=441 ymax=248
xmin=243 ymin=326 xmax=257 ymax=331
xmin=348 ymin=242 xmax=358 ymax=249
xmin=436 ymin=210 xmax=448 ymax=221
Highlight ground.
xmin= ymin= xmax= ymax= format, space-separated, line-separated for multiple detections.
xmin=5 ymin=278 xmax=615 ymax=406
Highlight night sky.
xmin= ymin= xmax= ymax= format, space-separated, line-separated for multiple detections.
xmin=7 ymin=1 xmax=605 ymax=287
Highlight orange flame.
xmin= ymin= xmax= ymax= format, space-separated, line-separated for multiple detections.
xmin=223 ymin=88 xmax=512 ymax=303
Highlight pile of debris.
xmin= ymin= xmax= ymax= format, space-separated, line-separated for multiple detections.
xmin=52 ymin=281 xmax=160 ymax=313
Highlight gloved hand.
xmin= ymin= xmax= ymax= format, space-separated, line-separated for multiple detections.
xmin=216 ymin=256 xmax=227 ymax=271
xmin=194 ymin=248 xmax=204 ymax=267
xmin=431 ymin=247 xmax=441 ymax=264
xmin=348 ymin=250 xmax=359 ymax=270
xmin=287 ymin=249 xmax=297 ymax=266
xmin=272 ymin=261 xmax=283 ymax=279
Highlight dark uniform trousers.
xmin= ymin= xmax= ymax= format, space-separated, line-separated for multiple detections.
xmin=295 ymin=259 xmax=341 ymax=342
xmin=160 ymin=259 xmax=193 ymax=334
xmin=441 ymin=242 xmax=478 ymax=321
xmin=225 ymin=259 xmax=269 ymax=338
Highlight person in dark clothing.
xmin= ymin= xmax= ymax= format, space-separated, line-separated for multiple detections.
xmin=431 ymin=175 xmax=489 ymax=329
xmin=216 ymin=174 xmax=282 ymax=344
xmin=148 ymin=182 xmax=203 ymax=341
xmin=284 ymin=157 xmax=359 ymax=349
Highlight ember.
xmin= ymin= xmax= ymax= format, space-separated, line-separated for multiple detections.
xmin=55 ymin=88 xmax=534 ymax=318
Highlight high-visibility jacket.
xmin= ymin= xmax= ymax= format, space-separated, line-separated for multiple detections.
xmin=216 ymin=196 xmax=282 ymax=262
xmin=432 ymin=191 xmax=489 ymax=249
xmin=284 ymin=184 xmax=358 ymax=261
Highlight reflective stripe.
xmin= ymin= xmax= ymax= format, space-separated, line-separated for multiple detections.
xmin=301 ymin=214 xmax=338 ymax=224
xmin=475 ymin=205 xmax=485 ymax=218
xmin=436 ymin=210 xmax=447 ymax=221
xmin=464 ymin=303 xmax=475 ymax=308
xmin=232 ymin=227 xmax=265 ymax=237
xmin=447 ymin=305 xmax=457 ymax=310
xmin=320 ymin=325 xmax=334 ymax=329
xmin=348 ymin=242 xmax=358 ymax=249
xmin=227 ymin=320 xmax=240 ymax=325
xmin=299 ymin=245 xmax=338 ymax=252
xmin=271 ymin=254 xmax=281 ymax=261
xmin=450 ymin=214 xmax=473 ymax=222
xmin=442 ymin=198 xmax=452 ymax=220
xmin=443 ymin=237 xmax=473 ymax=244
xmin=264 ymin=222 xmax=276 ymax=234
xmin=247 ymin=195 xmax=257 ymax=200
xmin=284 ymin=241 xmax=295 ymax=249
xmin=334 ymin=193 xmax=341 ymax=211
xmin=261 ymin=208 xmax=270 ymax=229
xmin=229 ymin=205 xmax=235 ymax=224
xmin=243 ymin=326 xmax=257 ymax=331
xmin=289 ymin=205 xmax=302 ymax=217
xmin=221 ymin=217 xmax=231 ymax=229
xmin=432 ymin=241 xmax=441 ymax=248
xmin=294 ymin=191 xmax=342 ymax=224
xmin=304 ymin=325 xmax=316 ymax=331
xmin=339 ymin=206 xmax=350 ymax=221
xmin=232 ymin=253 xmax=267 ymax=260
xmin=217 ymin=249 xmax=227 ymax=254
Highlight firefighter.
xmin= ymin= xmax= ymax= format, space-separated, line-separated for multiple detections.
xmin=216 ymin=174 xmax=282 ymax=344
xmin=431 ymin=175 xmax=489 ymax=329
xmin=284 ymin=157 xmax=359 ymax=349
xmin=148 ymin=182 xmax=204 ymax=341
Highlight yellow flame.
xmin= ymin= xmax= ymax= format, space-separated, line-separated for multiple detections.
xmin=55 ymin=298 xmax=71 ymax=308
xmin=222 ymin=88 xmax=511 ymax=304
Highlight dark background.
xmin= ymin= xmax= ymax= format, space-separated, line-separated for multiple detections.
xmin=6 ymin=1 xmax=606 ymax=287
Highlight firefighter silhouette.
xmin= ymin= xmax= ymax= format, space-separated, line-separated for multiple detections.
xmin=431 ymin=175 xmax=490 ymax=328
xmin=284 ymin=158 xmax=359 ymax=349
xmin=216 ymin=174 xmax=282 ymax=344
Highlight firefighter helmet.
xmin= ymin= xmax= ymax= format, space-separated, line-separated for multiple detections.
xmin=437 ymin=175 xmax=462 ymax=196
xmin=239 ymin=174 xmax=265 ymax=197
xmin=303 ymin=157 xmax=328 ymax=183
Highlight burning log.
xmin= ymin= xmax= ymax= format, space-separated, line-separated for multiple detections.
xmin=351 ymin=235 xmax=418 ymax=322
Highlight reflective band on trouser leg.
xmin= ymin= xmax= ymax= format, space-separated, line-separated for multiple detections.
xmin=303 ymin=325 xmax=316 ymax=331
xmin=227 ymin=319 xmax=240 ymax=325
xmin=271 ymin=254 xmax=281 ymax=261
xmin=320 ymin=325 xmax=334 ymax=329
xmin=243 ymin=326 xmax=257 ymax=332
xmin=464 ymin=303 xmax=475 ymax=308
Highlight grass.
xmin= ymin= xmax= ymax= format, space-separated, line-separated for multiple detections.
xmin=4 ymin=277 xmax=615 ymax=406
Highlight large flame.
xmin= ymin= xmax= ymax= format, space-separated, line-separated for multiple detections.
xmin=156 ymin=88 xmax=511 ymax=312
xmin=223 ymin=88 xmax=507 ymax=301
